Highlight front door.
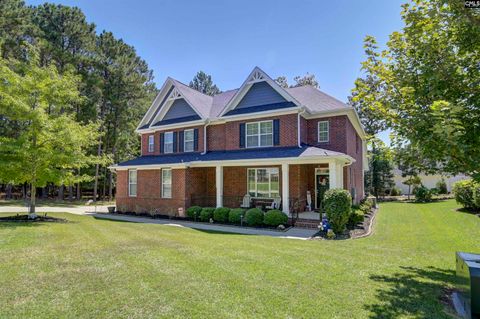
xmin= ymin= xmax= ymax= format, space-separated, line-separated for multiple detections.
xmin=315 ymin=174 xmax=329 ymax=210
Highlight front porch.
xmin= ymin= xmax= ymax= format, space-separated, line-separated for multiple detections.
xmin=189 ymin=158 xmax=353 ymax=217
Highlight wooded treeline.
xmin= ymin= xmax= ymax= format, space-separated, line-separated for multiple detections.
xmin=0 ymin=0 xmax=157 ymax=201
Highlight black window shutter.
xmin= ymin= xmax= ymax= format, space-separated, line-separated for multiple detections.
xmin=239 ymin=123 xmax=245 ymax=148
xmin=273 ymin=119 xmax=280 ymax=145
xmin=193 ymin=128 xmax=199 ymax=151
xmin=159 ymin=133 xmax=164 ymax=154
xmin=179 ymin=131 xmax=184 ymax=152
xmin=173 ymin=132 xmax=178 ymax=153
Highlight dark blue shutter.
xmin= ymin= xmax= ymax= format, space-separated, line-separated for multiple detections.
xmin=159 ymin=133 xmax=164 ymax=154
xmin=193 ymin=129 xmax=199 ymax=151
xmin=273 ymin=119 xmax=280 ymax=145
xmin=179 ymin=131 xmax=184 ymax=152
xmin=239 ymin=123 xmax=245 ymax=148
xmin=173 ymin=132 xmax=177 ymax=153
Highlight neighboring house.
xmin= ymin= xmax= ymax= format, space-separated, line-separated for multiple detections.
xmin=111 ymin=67 xmax=367 ymax=216
xmin=393 ymin=168 xmax=469 ymax=194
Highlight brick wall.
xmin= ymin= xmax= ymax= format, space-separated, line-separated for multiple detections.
xmin=208 ymin=113 xmax=299 ymax=151
xmin=141 ymin=124 xmax=204 ymax=156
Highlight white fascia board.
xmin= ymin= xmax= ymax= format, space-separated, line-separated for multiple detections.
xmin=136 ymin=79 xmax=173 ymax=131
xmin=210 ymin=107 xmax=301 ymax=124
xmin=110 ymin=155 xmax=355 ymax=171
xmin=136 ymin=119 xmax=206 ymax=134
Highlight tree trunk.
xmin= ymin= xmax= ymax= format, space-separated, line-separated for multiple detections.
xmin=407 ymin=184 xmax=411 ymax=200
xmin=29 ymin=183 xmax=37 ymax=218
xmin=108 ymin=170 xmax=113 ymax=201
xmin=6 ymin=184 xmax=12 ymax=200
xmin=68 ymin=185 xmax=73 ymax=201
xmin=58 ymin=185 xmax=64 ymax=201
xmin=77 ymin=182 xmax=81 ymax=200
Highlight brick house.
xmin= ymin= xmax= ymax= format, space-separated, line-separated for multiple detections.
xmin=111 ymin=67 xmax=367 ymax=216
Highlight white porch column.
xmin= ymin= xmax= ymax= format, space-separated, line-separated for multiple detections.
xmin=281 ymin=163 xmax=289 ymax=215
xmin=216 ymin=165 xmax=223 ymax=208
xmin=328 ymin=160 xmax=338 ymax=189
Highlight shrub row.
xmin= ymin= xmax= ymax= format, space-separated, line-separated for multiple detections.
xmin=185 ymin=206 xmax=288 ymax=227
xmin=452 ymin=180 xmax=480 ymax=210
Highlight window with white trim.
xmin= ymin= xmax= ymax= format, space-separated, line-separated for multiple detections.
xmin=148 ymin=135 xmax=154 ymax=152
xmin=128 ymin=170 xmax=137 ymax=197
xmin=247 ymin=168 xmax=279 ymax=198
xmin=162 ymin=169 xmax=172 ymax=198
xmin=184 ymin=129 xmax=194 ymax=152
xmin=246 ymin=120 xmax=273 ymax=148
xmin=164 ymin=132 xmax=173 ymax=153
xmin=318 ymin=121 xmax=329 ymax=142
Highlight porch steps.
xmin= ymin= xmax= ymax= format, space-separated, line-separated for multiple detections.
xmin=292 ymin=218 xmax=320 ymax=229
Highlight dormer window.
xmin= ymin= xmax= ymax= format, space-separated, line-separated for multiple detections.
xmin=164 ymin=132 xmax=174 ymax=153
xmin=246 ymin=120 xmax=273 ymax=148
xmin=318 ymin=121 xmax=329 ymax=143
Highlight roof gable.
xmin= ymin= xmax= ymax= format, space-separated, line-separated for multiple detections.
xmin=219 ymin=67 xmax=300 ymax=117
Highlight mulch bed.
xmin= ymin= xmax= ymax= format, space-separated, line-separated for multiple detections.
xmin=311 ymin=207 xmax=379 ymax=240
xmin=106 ymin=212 xmax=291 ymax=232
xmin=0 ymin=214 xmax=67 ymax=223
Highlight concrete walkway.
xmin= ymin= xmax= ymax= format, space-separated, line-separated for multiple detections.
xmin=0 ymin=204 xmax=317 ymax=239
xmin=92 ymin=213 xmax=318 ymax=240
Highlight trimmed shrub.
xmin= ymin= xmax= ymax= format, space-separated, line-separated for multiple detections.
xmin=390 ymin=187 xmax=402 ymax=196
xmin=264 ymin=209 xmax=288 ymax=227
xmin=324 ymin=189 xmax=352 ymax=234
xmin=347 ymin=208 xmax=364 ymax=228
xmin=436 ymin=179 xmax=448 ymax=194
xmin=415 ymin=186 xmax=433 ymax=202
xmin=199 ymin=207 xmax=215 ymax=222
xmin=186 ymin=206 xmax=202 ymax=219
xmin=245 ymin=208 xmax=264 ymax=227
xmin=473 ymin=184 xmax=480 ymax=209
xmin=228 ymin=208 xmax=246 ymax=224
xmin=213 ymin=207 xmax=230 ymax=223
xmin=453 ymin=180 xmax=477 ymax=209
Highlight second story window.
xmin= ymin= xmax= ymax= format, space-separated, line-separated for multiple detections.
xmin=246 ymin=120 xmax=273 ymax=148
xmin=318 ymin=121 xmax=329 ymax=143
xmin=184 ymin=129 xmax=194 ymax=152
xmin=148 ymin=135 xmax=154 ymax=153
xmin=164 ymin=132 xmax=174 ymax=153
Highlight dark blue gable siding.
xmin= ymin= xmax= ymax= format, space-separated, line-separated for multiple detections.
xmin=163 ymin=98 xmax=198 ymax=120
xmin=236 ymin=82 xmax=287 ymax=109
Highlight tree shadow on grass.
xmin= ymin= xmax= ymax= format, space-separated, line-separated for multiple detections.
xmin=365 ymin=266 xmax=458 ymax=319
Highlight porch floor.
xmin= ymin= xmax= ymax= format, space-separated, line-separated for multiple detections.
xmin=291 ymin=211 xmax=321 ymax=220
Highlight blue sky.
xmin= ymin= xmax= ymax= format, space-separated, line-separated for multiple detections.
xmin=26 ymin=0 xmax=405 ymax=143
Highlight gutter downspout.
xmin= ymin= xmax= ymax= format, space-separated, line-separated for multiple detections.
xmin=202 ymin=119 xmax=211 ymax=155
xmin=297 ymin=107 xmax=307 ymax=148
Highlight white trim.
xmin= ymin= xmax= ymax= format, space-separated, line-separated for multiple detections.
xmin=148 ymin=135 xmax=154 ymax=153
xmin=136 ymin=79 xmax=171 ymax=130
xmin=137 ymin=120 xmax=205 ymax=134
xmin=219 ymin=67 xmax=301 ymax=116
xmin=110 ymin=154 xmax=355 ymax=171
xmin=247 ymin=167 xmax=280 ymax=198
xmin=281 ymin=164 xmax=289 ymax=214
xmin=317 ymin=120 xmax=329 ymax=143
xmin=128 ymin=169 xmax=137 ymax=197
xmin=314 ymin=167 xmax=330 ymax=209
xmin=183 ymin=129 xmax=194 ymax=152
xmin=163 ymin=131 xmax=174 ymax=154
xmin=161 ymin=168 xmax=172 ymax=198
xmin=245 ymin=120 xmax=273 ymax=148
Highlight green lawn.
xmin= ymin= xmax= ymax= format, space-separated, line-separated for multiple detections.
xmin=0 ymin=200 xmax=479 ymax=318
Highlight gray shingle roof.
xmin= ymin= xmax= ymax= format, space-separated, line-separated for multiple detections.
xmin=285 ymin=86 xmax=349 ymax=112
xmin=115 ymin=146 xmax=349 ymax=167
